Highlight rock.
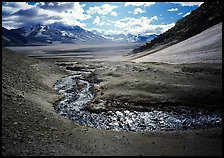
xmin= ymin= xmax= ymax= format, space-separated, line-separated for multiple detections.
xmin=4 ymin=93 xmax=12 ymax=97
xmin=17 ymin=94 xmax=24 ymax=98
xmin=82 ymin=128 xmax=88 ymax=132
xmin=16 ymin=130 xmax=21 ymax=134
xmin=2 ymin=147 xmax=6 ymax=151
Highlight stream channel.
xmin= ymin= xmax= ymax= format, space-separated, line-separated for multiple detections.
xmin=53 ymin=67 xmax=222 ymax=132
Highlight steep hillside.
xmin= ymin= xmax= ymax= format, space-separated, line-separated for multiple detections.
xmin=2 ymin=27 xmax=28 ymax=46
xmin=133 ymin=22 xmax=222 ymax=64
xmin=132 ymin=2 xmax=222 ymax=54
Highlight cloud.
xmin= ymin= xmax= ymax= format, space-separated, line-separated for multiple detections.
xmin=110 ymin=11 xmax=117 ymax=16
xmin=2 ymin=2 xmax=34 ymax=16
xmin=124 ymin=2 xmax=156 ymax=7
xmin=49 ymin=2 xmax=54 ymax=6
xmin=35 ymin=2 xmax=75 ymax=12
xmin=93 ymin=22 xmax=175 ymax=36
xmin=170 ymin=2 xmax=204 ymax=7
xmin=93 ymin=16 xmax=101 ymax=25
xmin=92 ymin=16 xmax=113 ymax=26
xmin=13 ymin=8 xmax=38 ymax=16
xmin=133 ymin=8 xmax=145 ymax=14
xmin=112 ymin=16 xmax=174 ymax=35
xmin=3 ymin=2 xmax=34 ymax=11
xmin=2 ymin=2 xmax=90 ymax=29
xmin=178 ymin=12 xmax=183 ymax=15
xmin=167 ymin=8 xmax=178 ymax=12
xmin=87 ymin=3 xmax=118 ymax=15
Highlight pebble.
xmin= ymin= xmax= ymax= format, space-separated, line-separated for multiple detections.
xmin=2 ymin=147 xmax=6 ymax=151
xmin=82 ymin=128 xmax=88 ymax=132
xmin=50 ymin=127 xmax=57 ymax=131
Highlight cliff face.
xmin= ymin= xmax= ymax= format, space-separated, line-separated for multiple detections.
xmin=132 ymin=2 xmax=222 ymax=54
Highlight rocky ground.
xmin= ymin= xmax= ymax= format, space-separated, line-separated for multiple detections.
xmin=2 ymin=47 xmax=222 ymax=156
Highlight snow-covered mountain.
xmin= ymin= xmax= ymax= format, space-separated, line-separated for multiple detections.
xmin=2 ymin=22 xmax=157 ymax=46
xmin=91 ymin=30 xmax=157 ymax=43
xmin=5 ymin=22 xmax=112 ymax=45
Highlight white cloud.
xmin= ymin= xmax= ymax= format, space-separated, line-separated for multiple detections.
xmin=178 ymin=12 xmax=183 ymax=15
xmin=2 ymin=2 xmax=90 ymax=29
xmin=133 ymin=8 xmax=145 ymax=14
xmin=112 ymin=16 xmax=173 ymax=35
xmin=170 ymin=2 xmax=204 ymax=7
xmin=87 ymin=3 xmax=118 ymax=15
xmin=60 ymin=19 xmax=86 ymax=27
xmin=92 ymin=16 xmax=111 ymax=26
xmin=97 ymin=23 xmax=174 ymax=36
xmin=86 ymin=19 xmax=175 ymax=36
xmin=93 ymin=16 xmax=101 ymax=25
xmin=49 ymin=2 xmax=54 ymax=6
xmin=167 ymin=8 xmax=178 ymax=12
xmin=110 ymin=11 xmax=117 ymax=16
xmin=124 ymin=2 xmax=156 ymax=7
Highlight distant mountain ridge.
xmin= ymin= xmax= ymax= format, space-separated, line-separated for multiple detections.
xmin=104 ymin=33 xmax=157 ymax=43
xmin=92 ymin=30 xmax=157 ymax=43
xmin=132 ymin=2 xmax=222 ymax=54
xmin=2 ymin=22 xmax=112 ymax=46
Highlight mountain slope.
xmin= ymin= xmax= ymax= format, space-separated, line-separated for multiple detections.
xmin=133 ymin=22 xmax=222 ymax=64
xmin=132 ymin=2 xmax=222 ymax=54
xmin=2 ymin=27 xmax=28 ymax=46
xmin=2 ymin=22 xmax=113 ymax=46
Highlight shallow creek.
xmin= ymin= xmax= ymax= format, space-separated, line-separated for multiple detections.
xmin=54 ymin=70 xmax=222 ymax=132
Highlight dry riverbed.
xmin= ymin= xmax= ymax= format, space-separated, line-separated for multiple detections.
xmin=2 ymin=47 xmax=222 ymax=156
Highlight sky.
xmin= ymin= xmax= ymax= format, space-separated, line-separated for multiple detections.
xmin=2 ymin=2 xmax=203 ymax=35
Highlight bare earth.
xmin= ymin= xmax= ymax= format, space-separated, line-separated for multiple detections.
xmin=2 ymin=35 xmax=222 ymax=156
xmin=131 ymin=22 xmax=222 ymax=64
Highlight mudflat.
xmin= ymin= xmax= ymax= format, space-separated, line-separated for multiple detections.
xmin=2 ymin=44 xmax=222 ymax=156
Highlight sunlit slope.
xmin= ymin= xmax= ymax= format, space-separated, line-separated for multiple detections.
xmin=133 ymin=22 xmax=222 ymax=64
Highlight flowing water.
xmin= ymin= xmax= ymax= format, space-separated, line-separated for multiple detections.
xmin=54 ymin=71 xmax=222 ymax=132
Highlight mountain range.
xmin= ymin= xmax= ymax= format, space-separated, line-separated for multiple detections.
xmin=91 ymin=30 xmax=157 ymax=43
xmin=2 ymin=22 xmax=114 ymax=46
xmin=2 ymin=22 xmax=157 ymax=46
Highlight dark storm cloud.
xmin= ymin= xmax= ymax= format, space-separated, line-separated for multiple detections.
xmin=36 ymin=2 xmax=75 ymax=12
xmin=13 ymin=8 xmax=38 ymax=16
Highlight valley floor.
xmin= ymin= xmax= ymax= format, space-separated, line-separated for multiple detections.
xmin=2 ymin=46 xmax=222 ymax=156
